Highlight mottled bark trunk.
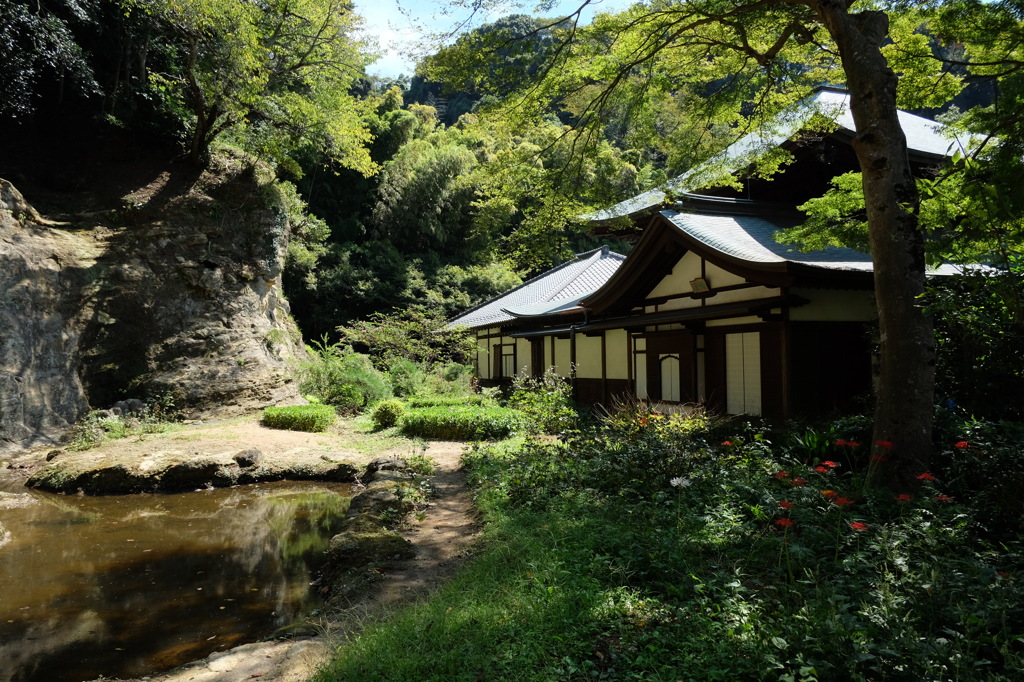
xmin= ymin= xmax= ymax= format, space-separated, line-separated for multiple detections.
xmin=810 ymin=0 xmax=934 ymax=488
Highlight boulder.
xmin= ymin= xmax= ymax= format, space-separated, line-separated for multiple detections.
xmin=346 ymin=480 xmax=415 ymax=517
xmin=233 ymin=449 xmax=262 ymax=468
xmin=324 ymin=515 xmax=415 ymax=573
xmin=159 ymin=459 xmax=234 ymax=492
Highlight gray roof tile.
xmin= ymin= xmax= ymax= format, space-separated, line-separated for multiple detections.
xmin=449 ymin=246 xmax=626 ymax=329
xmin=662 ymin=209 xmax=963 ymax=275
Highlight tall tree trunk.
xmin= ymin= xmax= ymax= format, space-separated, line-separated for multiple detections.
xmin=811 ymin=0 xmax=935 ymax=488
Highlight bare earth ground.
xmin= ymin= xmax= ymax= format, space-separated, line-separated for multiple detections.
xmin=0 ymin=416 xmax=481 ymax=682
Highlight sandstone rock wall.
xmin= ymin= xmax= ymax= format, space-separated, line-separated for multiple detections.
xmin=0 ymin=155 xmax=306 ymax=451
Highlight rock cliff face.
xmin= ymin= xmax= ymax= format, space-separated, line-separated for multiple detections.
xmin=0 ymin=151 xmax=305 ymax=451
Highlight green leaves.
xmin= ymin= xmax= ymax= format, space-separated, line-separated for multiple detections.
xmin=135 ymin=0 xmax=374 ymax=172
xmin=0 ymin=0 xmax=99 ymax=119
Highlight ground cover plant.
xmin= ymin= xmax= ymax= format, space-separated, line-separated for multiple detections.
xmin=68 ymin=396 xmax=182 ymax=451
xmin=316 ymin=408 xmax=1024 ymax=681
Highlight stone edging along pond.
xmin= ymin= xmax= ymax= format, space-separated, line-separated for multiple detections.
xmin=26 ymin=447 xmax=361 ymax=494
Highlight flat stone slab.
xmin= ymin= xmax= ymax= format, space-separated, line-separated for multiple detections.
xmin=27 ymin=448 xmax=360 ymax=494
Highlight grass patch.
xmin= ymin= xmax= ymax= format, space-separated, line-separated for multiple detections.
xmin=333 ymin=415 xmax=412 ymax=454
xmin=261 ymin=404 xmax=337 ymax=432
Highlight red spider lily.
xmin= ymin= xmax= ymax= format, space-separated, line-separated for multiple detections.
xmin=954 ymin=441 xmax=970 ymax=449
xmin=773 ymin=471 xmax=790 ymax=479
xmin=775 ymin=518 xmax=795 ymax=528
xmin=875 ymin=440 xmax=894 ymax=450
xmin=822 ymin=460 xmax=840 ymax=468
xmin=834 ymin=439 xmax=849 ymax=447
xmin=638 ymin=417 xmax=649 ymax=426
xmin=832 ymin=497 xmax=854 ymax=507
xmin=935 ymin=494 xmax=953 ymax=502
xmin=814 ymin=466 xmax=829 ymax=473
xmin=850 ymin=521 xmax=869 ymax=531
xmin=846 ymin=441 xmax=861 ymax=448
xmin=916 ymin=472 xmax=936 ymax=481
xmin=778 ymin=500 xmax=795 ymax=509
xmin=896 ymin=494 xmax=912 ymax=502
xmin=722 ymin=440 xmax=733 ymax=446
xmin=821 ymin=490 xmax=837 ymax=499
xmin=791 ymin=477 xmax=807 ymax=487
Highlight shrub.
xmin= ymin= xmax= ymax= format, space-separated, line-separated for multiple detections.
xmin=370 ymin=399 xmax=405 ymax=430
xmin=399 ymin=405 xmax=524 ymax=440
xmin=299 ymin=339 xmax=391 ymax=410
xmin=423 ymin=362 xmax=475 ymax=396
xmin=386 ymin=358 xmax=425 ymax=397
xmin=262 ymin=404 xmax=336 ymax=432
xmin=507 ymin=369 xmax=578 ymax=434
xmin=337 ymin=307 xmax=477 ymax=369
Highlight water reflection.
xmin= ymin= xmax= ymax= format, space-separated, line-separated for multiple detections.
xmin=0 ymin=482 xmax=351 ymax=682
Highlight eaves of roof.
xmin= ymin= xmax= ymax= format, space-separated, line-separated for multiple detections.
xmin=447 ymin=246 xmax=626 ymax=330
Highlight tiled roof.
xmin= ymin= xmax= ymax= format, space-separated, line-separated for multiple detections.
xmin=661 ymin=209 xmax=963 ymax=275
xmin=448 ymin=246 xmax=626 ymax=329
xmin=662 ymin=210 xmax=873 ymax=270
xmin=591 ymin=88 xmax=969 ymax=222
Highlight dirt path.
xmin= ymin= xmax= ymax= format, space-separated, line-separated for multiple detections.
xmin=91 ymin=439 xmax=481 ymax=682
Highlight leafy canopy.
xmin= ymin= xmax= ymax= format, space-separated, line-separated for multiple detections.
xmin=129 ymin=0 xmax=375 ymax=173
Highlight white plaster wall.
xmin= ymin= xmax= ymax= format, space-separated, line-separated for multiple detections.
xmin=515 ymin=338 xmax=532 ymax=377
xmin=789 ymin=288 xmax=875 ymax=321
xmin=710 ymin=285 xmax=781 ymax=305
xmin=705 ymin=261 xmax=747 ymax=287
xmin=554 ymin=337 xmax=572 ymax=376
xmin=576 ymin=334 xmax=603 ymax=379
xmin=648 ymin=252 xmax=703 ymax=298
xmin=606 ymin=329 xmax=629 ymax=380
xmin=659 ymin=297 xmax=702 ymax=312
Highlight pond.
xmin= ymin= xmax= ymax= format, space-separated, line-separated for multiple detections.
xmin=0 ymin=481 xmax=352 ymax=682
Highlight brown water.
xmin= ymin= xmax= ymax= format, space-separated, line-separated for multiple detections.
xmin=0 ymin=481 xmax=352 ymax=682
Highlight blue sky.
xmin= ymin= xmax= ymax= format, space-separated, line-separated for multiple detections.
xmin=351 ymin=0 xmax=635 ymax=78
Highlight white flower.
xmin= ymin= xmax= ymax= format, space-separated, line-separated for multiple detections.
xmin=670 ymin=477 xmax=691 ymax=488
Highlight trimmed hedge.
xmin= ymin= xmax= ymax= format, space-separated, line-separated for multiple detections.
xmin=405 ymin=395 xmax=487 ymax=409
xmin=261 ymin=404 xmax=336 ymax=432
xmin=399 ymin=405 xmax=524 ymax=441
